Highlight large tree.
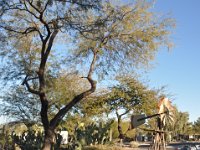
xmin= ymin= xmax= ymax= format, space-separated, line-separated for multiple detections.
xmin=0 ymin=0 xmax=174 ymax=149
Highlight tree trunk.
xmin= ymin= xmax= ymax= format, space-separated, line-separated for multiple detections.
xmin=42 ymin=128 xmax=56 ymax=150
xmin=117 ymin=116 xmax=124 ymax=139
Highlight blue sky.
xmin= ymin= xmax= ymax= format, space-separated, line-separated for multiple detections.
xmin=147 ymin=0 xmax=200 ymax=122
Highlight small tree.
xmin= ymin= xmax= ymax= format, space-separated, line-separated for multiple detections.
xmin=105 ymin=76 xmax=158 ymax=139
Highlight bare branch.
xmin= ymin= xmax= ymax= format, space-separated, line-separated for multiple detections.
xmin=54 ymin=0 xmax=101 ymax=9
xmin=22 ymin=76 xmax=40 ymax=95
xmin=25 ymin=0 xmax=52 ymax=42
xmin=23 ymin=0 xmax=40 ymax=19
xmin=121 ymin=109 xmax=130 ymax=117
xmin=1 ymin=1 xmax=40 ymax=19
xmin=0 ymin=25 xmax=38 ymax=35
xmin=42 ymin=0 xmax=51 ymax=13
xmin=32 ymin=21 xmax=44 ymax=41
xmin=27 ymin=0 xmax=41 ymax=14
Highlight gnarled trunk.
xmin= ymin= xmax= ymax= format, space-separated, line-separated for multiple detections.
xmin=42 ymin=128 xmax=56 ymax=150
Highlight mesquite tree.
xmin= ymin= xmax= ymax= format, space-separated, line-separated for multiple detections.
xmin=0 ymin=0 xmax=174 ymax=149
xmin=82 ymin=76 xmax=158 ymax=139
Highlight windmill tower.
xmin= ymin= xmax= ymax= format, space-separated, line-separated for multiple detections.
xmin=152 ymin=97 xmax=174 ymax=150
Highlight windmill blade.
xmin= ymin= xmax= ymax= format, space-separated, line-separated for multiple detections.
xmin=158 ymin=97 xmax=175 ymax=125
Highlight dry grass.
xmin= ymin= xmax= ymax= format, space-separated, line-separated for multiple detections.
xmin=129 ymin=141 xmax=139 ymax=148
xmin=83 ymin=145 xmax=128 ymax=150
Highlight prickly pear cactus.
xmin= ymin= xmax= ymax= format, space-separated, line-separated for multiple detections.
xmin=75 ymin=120 xmax=114 ymax=145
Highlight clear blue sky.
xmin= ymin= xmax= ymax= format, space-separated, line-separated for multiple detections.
xmin=147 ymin=0 xmax=200 ymax=122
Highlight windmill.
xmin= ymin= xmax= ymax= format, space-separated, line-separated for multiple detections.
xmin=131 ymin=97 xmax=174 ymax=150
xmin=152 ymin=97 xmax=174 ymax=150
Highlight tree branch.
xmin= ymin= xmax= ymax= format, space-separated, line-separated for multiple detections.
xmin=42 ymin=0 xmax=51 ymax=13
xmin=121 ymin=109 xmax=130 ymax=117
xmin=54 ymin=0 xmax=100 ymax=9
xmin=0 ymin=25 xmax=38 ymax=35
xmin=27 ymin=0 xmax=42 ymax=14
xmin=44 ymin=29 xmax=59 ymax=59
xmin=50 ymin=49 xmax=98 ymax=128
xmin=23 ymin=1 xmax=40 ymax=19
xmin=37 ymin=28 xmax=59 ymax=130
xmin=25 ymin=0 xmax=51 ymax=44
xmin=22 ymin=76 xmax=40 ymax=95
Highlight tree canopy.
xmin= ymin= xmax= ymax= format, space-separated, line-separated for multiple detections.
xmin=193 ymin=117 xmax=200 ymax=134
xmin=81 ymin=76 xmax=159 ymax=139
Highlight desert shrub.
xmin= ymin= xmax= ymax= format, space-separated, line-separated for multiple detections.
xmin=129 ymin=141 xmax=139 ymax=148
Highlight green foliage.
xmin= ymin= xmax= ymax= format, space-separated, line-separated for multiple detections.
xmin=110 ymin=121 xmax=120 ymax=139
xmin=106 ymin=76 xmax=158 ymax=115
xmin=80 ymin=91 xmax=110 ymax=117
xmin=110 ymin=121 xmax=136 ymax=139
xmin=81 ymin=76 xmax=158 ymax=140
xmin=75 ymin=1 xmax=175 ymax=77
xmin=165 ymin=107 xmax=192 ymax=139
xmin=12 ymin=130 xmax=43 ymax=150
xmin=0 ymin=130 xmax=13 ymax=150
xmin=82 ymin=76 xmax=158 ymax=118
xmin=174 ymin=111 xmax=191 ymax=135
xmin=193 ymin=117 xmax=200 ymax=134
xmin=60 ymin=120 xmax=113 ymax=150
xmin=11 ymin=130 xmax=64 ymax=150
xmin=47 ymin=73 xmax=90 ymax=119
xmin=76 ymin=120 xmax=114 ymax=145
